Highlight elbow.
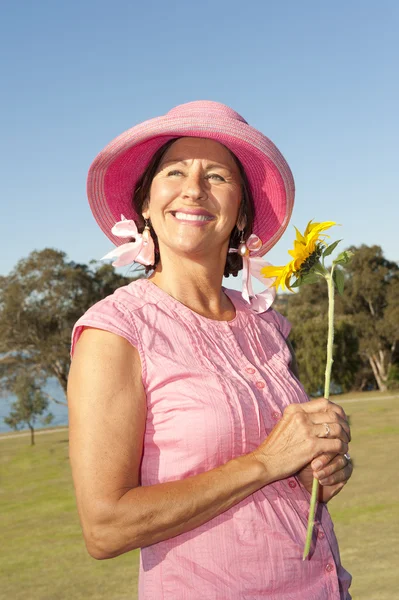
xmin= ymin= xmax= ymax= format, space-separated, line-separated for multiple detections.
xmin=83 ymin=523 xmax=116 ymax=560
xmin=82 ymin=517 xmax=141 ymax=560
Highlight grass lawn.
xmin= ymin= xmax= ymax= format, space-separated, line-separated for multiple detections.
xmin=1 ymin=391 xmax=398 ymax=599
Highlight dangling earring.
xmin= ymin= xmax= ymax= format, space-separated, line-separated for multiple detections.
xmin=237 ymin=229 xmax=249 ymax=257
xmin=142 ymin=219 xmax=152 ymax=241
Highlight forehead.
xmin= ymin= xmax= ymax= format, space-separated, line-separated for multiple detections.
xmin=161 ymin=137 xmax=238 ymax=170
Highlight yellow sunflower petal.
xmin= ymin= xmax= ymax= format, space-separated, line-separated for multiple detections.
xmin=260 ymin=219 xmax=336 ymax=292
xmin=261 ymin=265 xmax=285 ymax=278
xmin=305 ymin=221 xmax=336 ymax=239
xmin=294 ymin=226 xmax=306 ymax=244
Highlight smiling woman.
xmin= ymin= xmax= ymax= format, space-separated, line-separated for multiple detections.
xmin=68 ymin=101 xmax=353 ymax=599
xmin=132 ymin=136 xmax=255 ymax=277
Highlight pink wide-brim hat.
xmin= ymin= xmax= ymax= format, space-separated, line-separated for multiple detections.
xmin=87 ymin=100 xmax=295 ymax=256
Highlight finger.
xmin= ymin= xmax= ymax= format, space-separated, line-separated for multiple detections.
xmin=310 ymin=452 xmax=336 ymax=471
xmin=316 ymin=422 xmax=350 ymax=444
xmin=320 ymin=481 xmax=345 ymax=502
xmin=326 ymin=400 xmax=348 ymax=422
xmin=317 ymin=437 xmax=349 ymax=457
xmin=293 ymin=398 xmax=348 ymax=422
xmin=313 ymin=453 xmax=349 ymax=480
xmin=311 ymin=411 xmax=351 ymax=442
xmin=294 ymin=397 xmax=332 ymax=413
xmin=319 ymin=462 xmax=353 ymax=486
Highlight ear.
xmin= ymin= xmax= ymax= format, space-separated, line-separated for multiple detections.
xmin=142 ymin=199 xmax=150 ymax=220
xmin=236 ymin=214 xmax=247 ymax=232
xmin=235 ymin=199 xmax=247 ymax=232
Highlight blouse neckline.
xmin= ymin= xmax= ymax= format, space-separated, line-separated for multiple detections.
xmin=137 ymin=277 xmax=248 ymax=327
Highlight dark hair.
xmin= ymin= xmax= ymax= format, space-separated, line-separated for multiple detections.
xmin=132 ymin=138 xmax=255 ymax=277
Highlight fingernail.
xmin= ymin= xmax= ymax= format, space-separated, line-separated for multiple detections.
xmin=312 ymin=460 xmax=323 ymax=470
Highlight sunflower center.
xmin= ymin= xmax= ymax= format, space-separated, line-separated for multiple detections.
xmin=297 ymin=244 xmax=324 ymax=275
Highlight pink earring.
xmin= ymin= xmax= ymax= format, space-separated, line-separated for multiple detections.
xmin=142 ymin=219 xmax=152 ymax=241
xmin=101 ymin=215 xmax=155 ymax=267
xmin=237 ymin=230 xmax=250 ymax=257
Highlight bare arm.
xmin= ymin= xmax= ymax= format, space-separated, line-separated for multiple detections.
xmin=68 ymin=328 xmax=268 ymax=559
xmin=68 ymin=329 xmax=349 ymax=559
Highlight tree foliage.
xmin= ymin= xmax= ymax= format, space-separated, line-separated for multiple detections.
xmin=335 ymin=245 xmax=399 ymax=391
xmin=0 ymin=249 xmax=136 ymax=405
xmin=285 ymin=280 xmax=360 ymax=395
xmin=4 ymin=373 xmax=53 ymax=445
xmin=285 ymin=245 xmax=398 ymax=393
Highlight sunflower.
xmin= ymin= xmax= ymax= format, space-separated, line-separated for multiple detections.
xmin=261 ymin=220 xmax=336 ymax=290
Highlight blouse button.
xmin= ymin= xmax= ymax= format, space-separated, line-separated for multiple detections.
xmin=325 ymin=563 xmax=334 ymax=573
xmin=318 ymin=530 xmax=325 ymax=540
xmin=256 ymin=381 xmax=265 ymax=389
xmin=272 ymin=411 xmax=281 ymax=420
xmin=288 ymin=479 xmax=297 ymax=489
xmin=245 ymin=367 xmax=255 ymax=374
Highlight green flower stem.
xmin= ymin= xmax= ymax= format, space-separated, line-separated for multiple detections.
xmin=303 ymin=268 xmax=335 ymax=560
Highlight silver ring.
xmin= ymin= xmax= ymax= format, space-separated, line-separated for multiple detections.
xmin=344 ymin=453 xmax=351 ymax=462
xmin=324 ymin=423 xmax=331 ymax=437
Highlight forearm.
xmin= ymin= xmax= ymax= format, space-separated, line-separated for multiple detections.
xmin=87 ymin=452 xmax=267 ymax=559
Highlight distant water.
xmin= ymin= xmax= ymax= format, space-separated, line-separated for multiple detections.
xmin=0 ymin=378 xmax=68 ymax=433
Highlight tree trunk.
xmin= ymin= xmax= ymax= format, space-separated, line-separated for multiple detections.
xmin=368 ymin=353 xmax=388 ymax=392
xmin=29 ymin=425 xmax=35 ymax=446
xmin=44 ymin=391 xmax=68 ymax=408
xmin=52 ymin=365 xmax=68 ymax=398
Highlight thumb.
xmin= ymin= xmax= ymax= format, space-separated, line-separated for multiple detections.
xmin=311 ymin=452 xmax=336 ymax=471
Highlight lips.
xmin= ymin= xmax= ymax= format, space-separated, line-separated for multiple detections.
xmin=171 ymin=208 xmax=215 ymax=224
xmin=169 ymin=209 xmax=214 ymax=218
xmin=172 ymin=213 xmax=214 ymax=224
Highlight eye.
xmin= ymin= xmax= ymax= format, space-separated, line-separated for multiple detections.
xmin=167 ymin=169 xmax=183 ymax=176
xmin=206 ymin=173 xmax=225 ymax=182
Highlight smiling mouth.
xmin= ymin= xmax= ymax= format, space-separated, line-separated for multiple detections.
xmin=171 ymin=211 xmax=214 ymax=222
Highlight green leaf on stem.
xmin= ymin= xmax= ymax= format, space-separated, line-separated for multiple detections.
xmin=333 ymin=268 xmax=345 ymax=295
xmin=300 ymin=271 xmax=321 ymax=285
xmin=332 ymin=250 xmax=354 ymax=267
xmin=323 ymin=239 xmax=342 ymax=258
xmin=290 ymin=276 xmax=302 ymax=288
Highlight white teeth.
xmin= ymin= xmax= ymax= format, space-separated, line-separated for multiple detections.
xmin=173 ymin=212 xmax=213 ymax=221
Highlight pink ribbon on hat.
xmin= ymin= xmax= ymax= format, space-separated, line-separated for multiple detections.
xmin=101 ymin=215 xmax=155 ymax=267
xmin=228 ymin=234 xmax=276 ymax=313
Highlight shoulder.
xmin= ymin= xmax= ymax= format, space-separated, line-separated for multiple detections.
xmin=225 ymin=288 xmax=291 ymax=339
xmin=257 ymin=307 xmax=291 ymax=339
xmin=71 ymin=278 xmax=152 ymax=357
xmin=94 ymin=278 xmax=152 ymax=313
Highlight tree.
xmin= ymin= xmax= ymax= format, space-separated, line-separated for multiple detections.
xmin=336 ymin=245 xmax=399 ymax=391
xmin=0 ymin=249 xmax=136 ymax=406
xmin=285 ymin=280 xmax=361 ymax=395
xmin=4 ymin=374 xmax=53 ymax=445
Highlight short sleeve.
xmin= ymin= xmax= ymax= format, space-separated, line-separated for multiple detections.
xmin=258 ymin=308 xmax=291 ymax=339
xmin=70 ymin=297 xmax=139 ymax=358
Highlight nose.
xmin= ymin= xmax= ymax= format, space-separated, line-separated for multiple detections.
xmin=181 ymin=169 xmax=207 ymax=201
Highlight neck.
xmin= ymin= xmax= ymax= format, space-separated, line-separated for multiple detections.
xmin=148 ymin=249 xmax=235 ymax=321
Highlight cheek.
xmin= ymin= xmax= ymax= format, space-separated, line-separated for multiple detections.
xmin=149 ymin=180 xmax=178 ymax=209
xmin=220 ymin=191 xmax=241 ymax=222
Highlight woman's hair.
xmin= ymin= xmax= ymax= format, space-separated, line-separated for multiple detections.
xmin=132 ymin=138 xmax=255 ymax=277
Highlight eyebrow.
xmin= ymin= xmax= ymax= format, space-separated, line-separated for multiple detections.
xmin=160 ymin=158 xmax=233 ymax=172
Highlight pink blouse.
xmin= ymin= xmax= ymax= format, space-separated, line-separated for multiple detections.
xmin=71 ymin=278 xmax=352 ymax=600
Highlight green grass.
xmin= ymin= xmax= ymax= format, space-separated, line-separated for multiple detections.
xmin=1 ymin=393 xmax=398 ymax=599
xmin=327 ymin=393 xmax=399 ymax=600
xmin=0 ymin=431 xmax=139 ymax=600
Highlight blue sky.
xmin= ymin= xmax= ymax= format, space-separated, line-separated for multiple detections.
xmin=1 ymin=0 xmax=398 ymax=294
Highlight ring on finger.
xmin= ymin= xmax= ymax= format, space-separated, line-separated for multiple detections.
xmin=324 ymin=423 xmax=331 ymax=437
xmin=344 ymin=453 xmax=351 ymax=463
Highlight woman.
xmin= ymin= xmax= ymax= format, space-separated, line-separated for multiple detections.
xmin=68 ymin=101 xmax=353 ymax=599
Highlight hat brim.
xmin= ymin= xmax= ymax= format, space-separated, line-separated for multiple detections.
xmin=87 ymin=113 xmax=295 ymax=256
